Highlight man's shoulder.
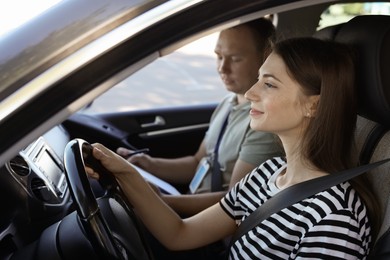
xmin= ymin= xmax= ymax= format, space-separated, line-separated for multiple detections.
xmin=211 ymin=93 xmax=235 ymax=118
xmin=218 ymin=93 xmax=236 ymax=107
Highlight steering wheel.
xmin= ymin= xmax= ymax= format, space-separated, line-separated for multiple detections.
xmin=63 ymin=138 xmax=153 ymax=260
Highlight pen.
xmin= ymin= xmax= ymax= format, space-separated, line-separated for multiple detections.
xmin=127 ymin=148 xmax=150 ymax=157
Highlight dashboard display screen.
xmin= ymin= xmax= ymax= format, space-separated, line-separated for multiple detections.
xmin=36 ymin=150 xmax=63 ymax=186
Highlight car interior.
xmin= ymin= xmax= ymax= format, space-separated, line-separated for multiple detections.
xmin=1 ymin=1 xmax=390 ymax=259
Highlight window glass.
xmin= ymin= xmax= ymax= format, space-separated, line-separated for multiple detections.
xmin=0 ymin=0 xmax=63 ymax=37
xmin=319 ymin=2 xmax=390 ymax=29
xmin=82 ymin=33 xmax=228 ymax=114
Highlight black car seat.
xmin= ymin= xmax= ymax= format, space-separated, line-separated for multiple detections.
xmin=315 ymin=15 xmax=390 ymax=258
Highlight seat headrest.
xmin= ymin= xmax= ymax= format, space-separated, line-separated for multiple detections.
xmin=313 ymin=23 xmax=343 ymax=40
xmin=333 ymin=15 xmax=390 ymax=127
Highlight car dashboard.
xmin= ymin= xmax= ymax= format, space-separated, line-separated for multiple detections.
xmin=0 ymin=125 xmax=73 ymax=257
xmin=7 ymin=126 xmax=70 ymax=204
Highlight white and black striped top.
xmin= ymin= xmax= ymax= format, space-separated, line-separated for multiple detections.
xmin=220 ymin=157 xmax=372 ymax=259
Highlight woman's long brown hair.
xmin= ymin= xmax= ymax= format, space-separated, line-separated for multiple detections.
xmin=274 ymin=37 xmax=381 ymax=241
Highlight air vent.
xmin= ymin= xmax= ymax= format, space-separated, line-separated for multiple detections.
xmin=8 ymin=155 xmax=30 ymax=176
xmin=31 ymin=178 xmax=50 ymax=201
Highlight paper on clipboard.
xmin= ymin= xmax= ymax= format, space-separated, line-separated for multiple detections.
xmin=130 ymin=163 xmax=181 ymax=195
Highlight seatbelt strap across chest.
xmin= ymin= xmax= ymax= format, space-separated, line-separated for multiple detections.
xmin=229 ymin=158 xmax=390 ymax=247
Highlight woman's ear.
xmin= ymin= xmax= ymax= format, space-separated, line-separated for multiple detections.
xmin=306 ymin=95 xmax=320 ymax=118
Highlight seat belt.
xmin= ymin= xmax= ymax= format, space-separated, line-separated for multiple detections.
xmin=211 ymin=110 xmax=230 ymax=192
xmin=229 ymin=158 xmax=390 ymax=248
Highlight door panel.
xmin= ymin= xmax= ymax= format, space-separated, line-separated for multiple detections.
xmin=62 ymin=103 xmax=216 ymax=158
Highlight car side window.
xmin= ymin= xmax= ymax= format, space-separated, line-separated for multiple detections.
xmin=318 ymin=2 xmax=390 ymax=30
xmin=81 ymin=33 xmax=228 ymax=115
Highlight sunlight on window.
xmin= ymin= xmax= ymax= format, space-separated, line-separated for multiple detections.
xmin=0 ymin=0 xmax=63 ymax=37
xmin=319 ymin=2 xmax=390 ymax=29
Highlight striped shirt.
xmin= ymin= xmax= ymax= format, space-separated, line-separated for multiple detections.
xmin=220 ymin=157 xmax=372 ymax=259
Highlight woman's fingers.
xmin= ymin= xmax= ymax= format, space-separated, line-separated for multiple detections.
xmin=85 ymin=166 xmax=100 ymax=180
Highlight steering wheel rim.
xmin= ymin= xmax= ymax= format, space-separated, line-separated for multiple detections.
xmin=63 ymin=138 xmax=152 ymax=260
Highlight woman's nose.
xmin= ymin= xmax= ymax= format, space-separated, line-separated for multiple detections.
xmin=245 ymin=83 xmax=259 ymax=101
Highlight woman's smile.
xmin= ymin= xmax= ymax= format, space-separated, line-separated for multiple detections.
xmin=249 ymin=107 xmax=264 ymax=116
